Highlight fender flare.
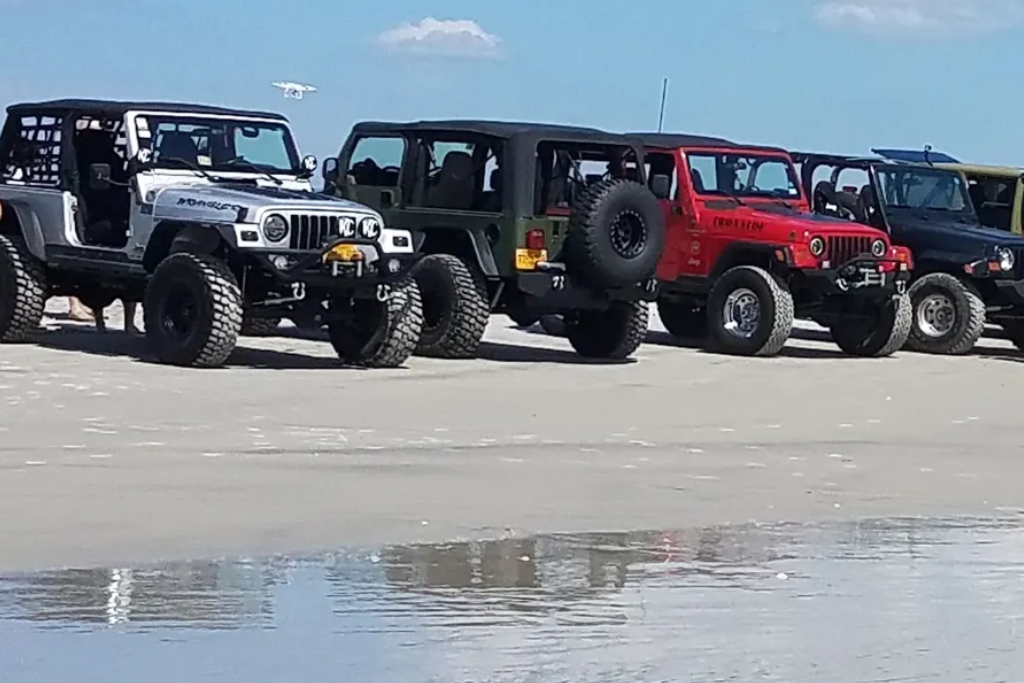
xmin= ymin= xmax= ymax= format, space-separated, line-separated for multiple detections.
xmin=708 ymin=241 xmax=784 ymax=280
xmin=0 ymin=200 xmax=47 ymax=261
xmin=143 ymin=221 xmax=237 ymax=272
xmin=412 ymin=226 xmax=499 ymax=277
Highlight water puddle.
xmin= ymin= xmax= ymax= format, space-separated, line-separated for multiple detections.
xmin=3 ymin=516 xmax=1024 ymax=682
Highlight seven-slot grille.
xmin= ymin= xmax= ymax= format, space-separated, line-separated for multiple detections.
xmin=827 ymin=236 xmax=874 ymax=265
xmin=288 ymin=214 xmax=342 ymax=251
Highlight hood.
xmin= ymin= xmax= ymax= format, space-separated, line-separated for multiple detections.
xmin=150 ymin=181 xmax=379 ymax=223
xmin=748 ymin=203 xmax=889 ymax=238
xmin=891 ymin=213 xmax=1022 ymax=246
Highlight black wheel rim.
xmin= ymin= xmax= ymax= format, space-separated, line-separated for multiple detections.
xmin=609 ymin=210 xmax=647 ymax=259
xmin=159 ymin=282 xmax=200 ymax=341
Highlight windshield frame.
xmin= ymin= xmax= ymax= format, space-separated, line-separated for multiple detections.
xmin=126 ymin=111 xmax=302 ymax=176
xmin=682 ymin=148 xmax=805 ymax=202
xmin=872 ymin=163 xmax=974 ymax=215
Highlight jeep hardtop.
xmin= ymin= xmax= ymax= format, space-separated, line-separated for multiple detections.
xmin=322 ymin=120 xmax=666 ymax=361
xmin=634 ymin=133 xmax=913 ymax=357
xmin=0 ymin=99 xmax=423 ymax=368
xmin=794 ymin=149 xmax=1024 ymax=355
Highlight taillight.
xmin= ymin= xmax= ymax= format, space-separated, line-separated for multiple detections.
xmin=525 ymin=228 xmax=545 ymax=250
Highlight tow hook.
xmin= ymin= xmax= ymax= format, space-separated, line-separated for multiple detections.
xmin=896 ymin=279 xmax=907 ymax=295
xmin=642 ymin=278 xmax=658 ymax=294
xmin=376 ymin=283 xmax=392 ymax=302
xmin=258 ymin=282 xmax=306 ymax=306
xmin=835 ymin=277 xmax=850 ymax=292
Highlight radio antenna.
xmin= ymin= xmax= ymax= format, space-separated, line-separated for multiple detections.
xmin=657 ymin=78 xmax=669 ymax=133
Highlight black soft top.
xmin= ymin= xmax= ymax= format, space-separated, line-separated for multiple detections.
xmin=352 ymin=119 xmax=642 ymax=146
xmin=6 ymin=98 xmax=288 ymax=121
xmin=632 ymin=132 xmax=791 ymax=156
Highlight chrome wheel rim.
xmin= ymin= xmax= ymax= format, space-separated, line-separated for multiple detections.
xmin=916 ymin=293 xmax=956 ymax=338
xmin=722 ymin=287 xmax=761 ymax=339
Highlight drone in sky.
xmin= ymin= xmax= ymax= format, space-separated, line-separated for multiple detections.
xmin=272 ymin=81 xmax=317 ymax=100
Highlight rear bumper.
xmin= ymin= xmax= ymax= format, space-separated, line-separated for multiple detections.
xmin=515 ymin=267 xmax=659 ymax=309
xmin=799 ymin=258 xmax=911 ymax=298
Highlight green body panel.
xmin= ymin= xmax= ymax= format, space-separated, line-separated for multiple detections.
xmin=936 ymin=162 xmax=1024 ymax=235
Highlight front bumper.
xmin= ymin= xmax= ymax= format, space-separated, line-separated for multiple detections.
xmin=248 ymin=238 xmax=420 ymax=291
xmin=515 ymin=263 xmax=659 ymax=309
xmin=992 ymin=278 xmax=1024 ymax=305
xmin=799 ymin=258 xmax=911 ymax=298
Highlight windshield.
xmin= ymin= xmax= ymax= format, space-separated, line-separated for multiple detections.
xmin=685 ymin=151 xmax=802 ymax=200
xmin=135 ymin=115 xmax=300 ymax=174
xmin=875 ymin=166 xmax=971 ymax=212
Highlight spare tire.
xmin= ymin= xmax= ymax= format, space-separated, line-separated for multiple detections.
xmin=562 ymin=178 xmax=666 ymax=289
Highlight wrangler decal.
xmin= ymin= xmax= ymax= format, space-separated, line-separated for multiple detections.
xmin=176 ymin=197 xmax=245 ymax=212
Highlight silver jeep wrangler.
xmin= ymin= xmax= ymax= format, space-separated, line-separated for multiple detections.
xmin=0 ymin=99 xmax=424 ymax=368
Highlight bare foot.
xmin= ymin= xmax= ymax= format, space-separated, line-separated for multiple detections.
xmin=68 ymin=304 xmax=95 ymax=322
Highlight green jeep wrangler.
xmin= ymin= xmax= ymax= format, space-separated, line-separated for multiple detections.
xmin=321 ymin=120 xmax=665 ymax=360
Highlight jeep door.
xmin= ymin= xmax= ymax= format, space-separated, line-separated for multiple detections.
xmin=334 ymin=134 xmax=408 ymax=216
xmin=645 ymin=148 xmax=701 ymax=281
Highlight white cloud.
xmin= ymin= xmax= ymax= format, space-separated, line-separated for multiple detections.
xmin=375 ymin=18 xmax=502 ymax=58
xmin=814 ymin=0 xmax=1023 ymax=35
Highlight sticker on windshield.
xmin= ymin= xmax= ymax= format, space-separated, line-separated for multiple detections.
xmin=197 ymin=155 xmax=212 ymax=166
xmin=137 ymin=130 xmax=151 ymax=139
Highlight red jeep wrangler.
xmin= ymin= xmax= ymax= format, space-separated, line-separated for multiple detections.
xmin=634 ymin=133 xmax=914 ymax=357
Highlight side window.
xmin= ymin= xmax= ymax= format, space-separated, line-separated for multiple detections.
xmin=346 ymin=137 xmax=405 ymax=188
xmin=644 ymin=152 xmax=678 ymax=200
xmin=967 ymin=174 xmax=1014 ymax=232
xmin=685 ymin=154 xmax=718 ymax=194
xmin=413 ymin=138 xmax=501 ymax=212
xmin=1 ymin=115 xmax=64 ymax=187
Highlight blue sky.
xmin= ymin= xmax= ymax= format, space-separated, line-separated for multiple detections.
xmin=2 ymin=0 xmax=1023 ymax=167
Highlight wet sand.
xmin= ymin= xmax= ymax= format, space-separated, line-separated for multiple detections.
xmin=0 ymin=301 xmax=1022 ymax=572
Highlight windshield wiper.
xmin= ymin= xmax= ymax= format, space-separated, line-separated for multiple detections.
xmin=223 ymin=158 xmax=283 ymax=186
xmin=160 ymin=156 xmax=219 ymax=182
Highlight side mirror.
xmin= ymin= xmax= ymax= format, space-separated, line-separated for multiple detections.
xmin=322 ymin=158 xmax=339 ymax=183
xmin=650 ymin=173 xmax=671 ymax=200
xmin=88 ymin=163 xmax=111 ymax=191
xmin=299 ymin=154 xmax=317 ymax=179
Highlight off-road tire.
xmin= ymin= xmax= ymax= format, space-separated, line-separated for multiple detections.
xmin=706 ymin=265 xmax=794 ymax=357
xmin=904 ymin=273 xmax=985 ymax=355
xmin=564 ymin=301 xmax=648 ymax=359
xmin=830 ymin=293 xmax=912 ymax=357
xmin=241 ymin=315 xmax=281 ymax=337
xmin=0 ymin=234 xmax=46 ymax=342
xmin=327 ymin=276 xmax=423 ymax=368
xmin=657 ymin=298 xmax=707 ymax=339
xmin=507 ymin=309 xmax=540 ymax=328
xmin=539 ymin=314 xmax=565 ymax=337
xmin=412 ymin=253 xmax=489 ymax=359
xmin=143 ymin=253 xmax=243 ymax=368
xmin=563 ymin=178 xmax=666 ymax=289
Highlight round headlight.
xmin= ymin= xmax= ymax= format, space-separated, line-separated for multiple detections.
xmin=338 ymin=216 xmax=356 ymax=238
xmin=871 ymin=239 xmax=887 ymax=258
xmin=808 ymin=236 xmax=826 ymax=257
xmin=359 ymin=216 xmax=381 ymax=240
xmin=263 ymin=214 xmax=288 ymax=242
xmin=998 ymin=247 xmax=1015 ymax=271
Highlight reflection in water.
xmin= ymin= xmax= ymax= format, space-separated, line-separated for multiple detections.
xmin=1 ymin=516 xmax=1024 ymax=682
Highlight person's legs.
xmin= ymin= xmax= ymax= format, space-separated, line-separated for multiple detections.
xmin=123 ymin=301 xmax=140 ymax=334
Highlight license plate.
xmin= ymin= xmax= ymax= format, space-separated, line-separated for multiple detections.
xmin=323 ymin=244 xmax=363 ymax=263
xmin=515 ymin=248 xmax=547 ymax=271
